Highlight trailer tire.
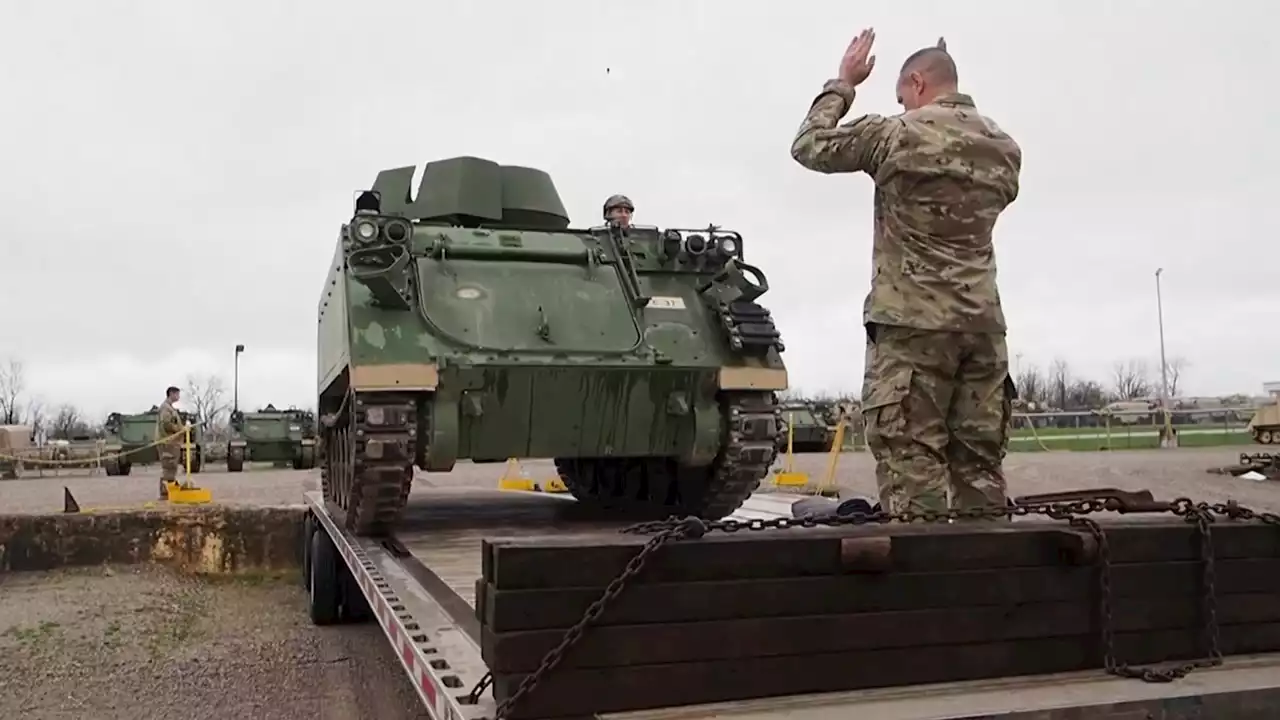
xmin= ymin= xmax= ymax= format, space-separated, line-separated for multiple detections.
xmin=308 ymin=527 xmax=342 ymax=626
xmin=340 ymin=570 xmax=372 ymax=623
xmin=301 ymin=513 xmax=315 ymax=590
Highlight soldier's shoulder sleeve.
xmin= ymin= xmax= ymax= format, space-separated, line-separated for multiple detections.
xmin=790 ymin=80 xmax=906 ymax=176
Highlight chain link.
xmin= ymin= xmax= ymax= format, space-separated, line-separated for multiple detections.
xmin=477 ymin=494 xmax=1279 ymax=719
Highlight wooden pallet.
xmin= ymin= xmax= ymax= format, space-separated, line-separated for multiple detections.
xmin=476 ymin=513 xmax=1280 ymax=718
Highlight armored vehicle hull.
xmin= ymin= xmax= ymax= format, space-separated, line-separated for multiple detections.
xmin=780 ymin=402 xmax=835 ymax=453
xmin=1249 ymin=402 xmax=1280 ymax=444
xmin=317 ymin=156 xmax=788 ymax=536
xmin=227 ymin=406 xmax=318 ymax=472
xmin=101 ymin=409 xmax=204 ymax=476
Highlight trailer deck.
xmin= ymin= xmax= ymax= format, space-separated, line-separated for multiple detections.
xmin=302 ymin=488 xmax=1280 ymax=720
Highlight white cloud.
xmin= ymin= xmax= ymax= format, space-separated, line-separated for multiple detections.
xmin=2 ymin=0 xmax=1277 ymax=415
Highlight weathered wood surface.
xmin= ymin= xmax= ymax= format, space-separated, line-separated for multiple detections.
xmin=478 ymin=517 xmax=1280 ymax=718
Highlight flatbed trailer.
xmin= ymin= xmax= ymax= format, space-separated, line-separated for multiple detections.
xmin=300 ymin=488 xmax=1280 ymax=720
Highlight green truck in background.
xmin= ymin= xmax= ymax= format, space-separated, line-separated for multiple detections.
xmin=226 ymin=404 xmax=319 ymax=472
xmin=101 ymin=407 xmax=204 ymax=476
xmin=315 ymin=155 xmax=789 ymax=535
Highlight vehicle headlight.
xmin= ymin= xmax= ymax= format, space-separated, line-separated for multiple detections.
xmin=353 ymin=220 xmax=378 ymax=241
xmin=289 ymin=425 xmax=300 ymax=432
xmin=719 ymin=237 xmax=738 ymax=255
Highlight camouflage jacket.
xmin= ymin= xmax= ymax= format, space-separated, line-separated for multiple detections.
xmin=156 ymin=400 xmax=184 ymax=447
xmin=790 ymin=80 xmax=1022 ymax=333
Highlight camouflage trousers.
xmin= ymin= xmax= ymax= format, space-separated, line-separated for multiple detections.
xmin=159 ymin=446 xmax=180 ymax=496
xmin=861 ymin=323 xmax=1016 ymax=516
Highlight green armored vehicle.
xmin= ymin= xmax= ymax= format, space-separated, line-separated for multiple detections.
xmin=101 ymin=407 xmax=204 ymax=476
xmin=317 ymin=155 xmax=788 ymax=535
xmin=779 ymin=401 xmax=835 ymax=453
xmin=227 ymin=404 xmax=319 ymax=471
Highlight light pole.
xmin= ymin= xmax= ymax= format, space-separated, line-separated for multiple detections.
xmin=1155 ymin=269 xmax=1172 ymax=445
xmin=234 ymin=344 xmax=245 ymax=413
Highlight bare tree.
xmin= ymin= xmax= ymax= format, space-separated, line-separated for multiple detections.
xmin=1047 ymin=358 xmax=1070 ymax=409
xmin=26 ymin=397 xmax=46 ymax=440
xmin=1111 ymin=359 xmax=1153 ymax=400
xmin=0 ymin=358 xmax=26 ymax=424
xmin=1014 ymin=365 xmax=1047 ymax=407
xmin=1164 ymin=356 xmax=1188 ymax=399
xmin=185 ymin=373 xmax=231 ymax=429
xmin=50 ymin=404 xmax=83 ymax=439
xmin=1067 ymin=379 xmax=1110 ymax=409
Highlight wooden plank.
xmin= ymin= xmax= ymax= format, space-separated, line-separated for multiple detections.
xmin=482 ymin=521 xmax=1280 ymax=589
xmin=482 ymin=558 xmax=1280 ymax=631
xmin=491 ymin=623 xmax=1280 ymax=719
xmin=482 ymin=592 xmax=1280 ymax=672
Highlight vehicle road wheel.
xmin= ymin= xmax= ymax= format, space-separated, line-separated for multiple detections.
xmin=103 ymin=458 xmax=120 ymax=476
xmin=227 ymin=449 xmax=244 ymax=472
xmin=119 ymin=461 xmax=132 ymax=476
xmin=308 ymin=526 xmax=342 ymax=626
xmin=1260 ymin=430 xmax=1274 ymax=445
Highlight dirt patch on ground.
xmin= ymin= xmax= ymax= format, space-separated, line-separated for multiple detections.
xmin=0 ymin=565 xmax=426 ymax=720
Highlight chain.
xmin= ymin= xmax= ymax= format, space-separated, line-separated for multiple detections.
xmin=486 ymin=517 xmax=709 ymax=719
xmin=476 ymin=495 xmax=1279 ymax=718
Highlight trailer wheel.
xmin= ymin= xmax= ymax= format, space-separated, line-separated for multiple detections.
xmin=301 ymin=513 xmax=315 ymax=590
xmin=340 ymin=570 xmax=372 ymax=623
xmin=308 ymin=527 xmax=342 ymax=626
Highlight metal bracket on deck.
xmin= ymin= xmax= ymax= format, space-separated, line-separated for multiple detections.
xmin=1014 ymin=488 xmax=1169 ymax=514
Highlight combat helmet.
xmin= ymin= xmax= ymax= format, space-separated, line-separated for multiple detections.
xmin=602 ymin=193 xmax=634 ymax=220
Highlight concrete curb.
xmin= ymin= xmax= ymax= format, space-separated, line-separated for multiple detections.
xmin=0 ymin=504 xmax=306 ymax=575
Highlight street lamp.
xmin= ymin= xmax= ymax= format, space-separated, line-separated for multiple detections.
xmin=234 ymin=344 xmax=245 ymax=413
xmin=1155 ymin=269 xmax=1172 ymax=445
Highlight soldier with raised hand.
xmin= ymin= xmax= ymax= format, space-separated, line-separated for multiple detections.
xmin=789 ymin=30 xmax=1023 ymax=517
xmin=155 ymin=385 xmax=185 ymax=500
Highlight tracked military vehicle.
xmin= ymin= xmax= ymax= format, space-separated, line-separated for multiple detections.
xmin=101 ymin=407 xmax=204 ymax=476
xmin=316 ymin=155 xmax=788 ymax=536
xmin=779 ymin=401 xmax=835 ymax=452
xmin=227 ymin=404 xmax=318 ymax=471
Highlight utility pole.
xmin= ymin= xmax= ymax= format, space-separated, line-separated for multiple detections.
xmin=1155 ymin=269 xmax=1173 ymax=447
xmin=234 ymin=344 xmax=245 ymax=413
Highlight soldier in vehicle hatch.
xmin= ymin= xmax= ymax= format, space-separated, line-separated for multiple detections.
xmin=156 ymin=385 xmax=186 ymax=499
xmin=789 ymin=30 xmax=1023 ymax=518
xmin=603 ymin=194 xmax=634 ymax=229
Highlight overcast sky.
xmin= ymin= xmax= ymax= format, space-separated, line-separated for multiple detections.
xmin=2 ymin=0 xmax=1274 ymax=420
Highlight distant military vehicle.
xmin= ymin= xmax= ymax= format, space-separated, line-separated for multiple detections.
xmin=101 ymin=407 xmax=204 ymax=476
xmin=317 ymin=155 xmax=788 ymax=535
xmin=226 ymin=404 xmax=319 ymax=472
xmin=1248 ymin=401 xmax=1279 ymax=444
xmin=779 ymin=401 xmax=835 ymax=452
xmin=0 ymin=425 xmax=32 ymax=479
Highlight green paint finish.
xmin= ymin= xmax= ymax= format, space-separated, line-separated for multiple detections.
xmin=102 ymin=408 xmax=203 ymax=465
xmin=318 ymin=155 xmax=788 ymax=468
xmin=228 ymin=406 xmax=317 ymax=464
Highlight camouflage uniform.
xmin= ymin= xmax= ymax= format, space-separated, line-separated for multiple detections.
xmin=790 ymin=79 xmax=1022 ymax=515
xmin=156 ymin=399 xmax=185 ymax=498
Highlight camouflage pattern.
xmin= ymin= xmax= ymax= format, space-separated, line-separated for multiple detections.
xmin=156 ymin=399 xmax=184 ymax=493
xmin=862 ymin=324 xmax=1014 ymax=514
xmin=789 ymin=79 xmax=1022 ymax=333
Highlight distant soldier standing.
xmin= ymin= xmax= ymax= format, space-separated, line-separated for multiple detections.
xmin=156 ymin=385 xmax=186 ymax=499
xmin=603 ymin=194 xmax=635 ymax=228
xmin=789 ymin=30 xmax=1023 ymax=516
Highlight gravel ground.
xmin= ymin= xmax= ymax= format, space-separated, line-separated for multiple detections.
xmin=0 ymin=564 xmax=426 ymax=720
xmin=1 ymin=448 xmax=1277 ymax=720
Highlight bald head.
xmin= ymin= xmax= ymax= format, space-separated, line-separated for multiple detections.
xmin=896 ymin=43 xmax=959 ymax=111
